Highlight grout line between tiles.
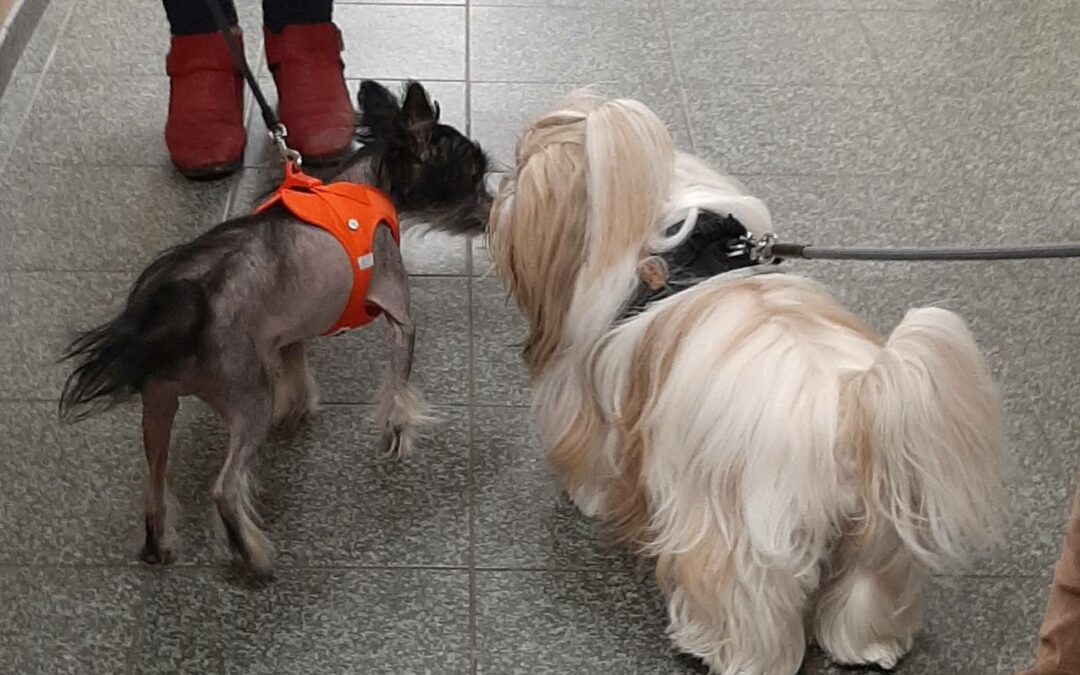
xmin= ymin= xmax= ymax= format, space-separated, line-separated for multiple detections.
xmin=465 ymin=231 xmax=479 ymax=673
xmin=464 ymin=0 xmax=472 ymax=138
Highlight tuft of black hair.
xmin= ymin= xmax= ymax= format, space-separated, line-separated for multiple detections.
xmin=59 ymin=277 xmax=210 ymax=421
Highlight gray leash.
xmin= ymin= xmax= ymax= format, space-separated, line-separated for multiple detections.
xmin=744 ymin=234 xmax=1080 ymax=263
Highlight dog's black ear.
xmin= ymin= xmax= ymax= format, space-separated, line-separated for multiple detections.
xmin=357 ymin=80 xmax=401 ymax=142
xmin=401 ymin=81 xmax=440 ymax=161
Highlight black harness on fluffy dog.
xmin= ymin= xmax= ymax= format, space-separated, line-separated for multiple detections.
xmin=620 ymin=212 xmax=780 ymax=320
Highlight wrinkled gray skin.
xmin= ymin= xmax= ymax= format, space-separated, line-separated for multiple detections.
xmin=135 ymin=82 xmax=491 ymax=579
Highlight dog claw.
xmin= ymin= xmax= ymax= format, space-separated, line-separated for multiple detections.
xmin=378 ymin=426 xmax=409 ymax=459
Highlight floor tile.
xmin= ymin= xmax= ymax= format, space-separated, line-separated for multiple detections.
xmin=336 ymin=5 xmax=466 ymax=81
xmin=685 ymin=84 xmax=917 ymax=175
xmin=48 ymin=0 xmax=262 ymax=75
xmin=131 ymin=569 xmax=470 ymax=675
xmin=475 ymin=569 xmax=687 ymax=675
xmin=980 ymin=393 xmax=1076 ymax=576
xmin=0 ymin=568 xmax=143 ymax=675
xmin=163 ymin=404 xmax=469 ymax=567
xmin=0 ymin=71 xmax=37 ymax=164
xmin=470 ymin=4 xmax=673 ymax=83
xmin=0 ymin=402 xmax=142 ymax=564
xmin=0 ymin=163 xmax=232 ymax=271
xmin=742 ymin=172 xmax=1071 ymax=249
xmin=470 ymin=235 xmax=496 ymax=277
xmin=9 ymin=72 xmax=169 ymax=167
xmin=668 ymin=8 xmax=881 ymax=86
xmin=473 ymin=406 xmax=639 ymax=570
xmin=1045 ymin=180 xmax=1080 ymax=240
xmin=471 ymin=276 xmax=530 ymax=407
xmin=859 ymin=10 xmax=1026 ymax=94
xmin=10 ymin=0 xmax=74 ymax=75
xmin=893 ymin=84 xmax=1080 ymax=177
xmin=470 ymin=79 xmax=691 ymax=168
xmin=0 ymin=271 xmax=128 ymax=399
xmin=307 ymin=276 xmax=471 ymax=404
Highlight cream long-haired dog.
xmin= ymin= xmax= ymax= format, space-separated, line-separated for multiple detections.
xmin=488 ymin=92 xmax=1006 ymax=674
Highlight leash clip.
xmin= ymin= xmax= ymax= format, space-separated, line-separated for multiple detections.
xmin=747 ymin=233 xmax=778 ymax=264
xmin=270 ymin=123 xmax=303 ymax=167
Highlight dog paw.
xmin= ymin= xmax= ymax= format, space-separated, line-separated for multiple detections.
xmin=139 ymin=545 xmax=175 ymax=566
xmin=569 ymin=486 xmax=607 ymax=518
xmin=864 ymin=643 xmax=904 ymax=671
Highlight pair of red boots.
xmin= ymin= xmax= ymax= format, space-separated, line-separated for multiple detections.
xmin=165 ymin=23 xmax=354 ymax=179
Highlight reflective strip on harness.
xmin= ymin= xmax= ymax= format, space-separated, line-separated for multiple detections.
xmin=255 ymin=162 xmax=401 ymax=335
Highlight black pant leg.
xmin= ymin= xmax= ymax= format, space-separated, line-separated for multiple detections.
xmin=262 ymin=0 xmax=334 ymax=32
xmin=162 ymin=0 xmax=239 ymax=35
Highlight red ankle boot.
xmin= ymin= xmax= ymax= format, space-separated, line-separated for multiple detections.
xmin=265 ymin=23 xmax=355 ymax=164
xmin=164 ymin=31 xmax=246 ymax=179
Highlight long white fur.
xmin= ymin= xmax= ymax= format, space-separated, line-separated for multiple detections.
xmin=491 ymin=92 xmax=1007 ymax=675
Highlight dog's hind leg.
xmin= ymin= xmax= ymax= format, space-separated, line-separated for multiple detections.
xmin=811 ymin=530 xmax=922 ymax=670
xmin=139 ymin=380 xmax=179 ymax=565
xmin=272 ymin=341 xmax=319 ymax=433
xmin=367 ymin=224 xmax=432 ymax=458
xmin=664 ymin=550 xmax=810 ymax=675
xmin=212 ymin=369 xmax=275 ymax=579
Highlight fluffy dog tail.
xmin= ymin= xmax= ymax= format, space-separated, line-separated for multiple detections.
xmin=842 ymin=307 xmax=1006 ymax=570
xmin=59 ymin=278 xmax=209 ymax=421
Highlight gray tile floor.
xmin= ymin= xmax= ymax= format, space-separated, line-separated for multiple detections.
xmin=0 ymin=0 xmax=1077 ymax=673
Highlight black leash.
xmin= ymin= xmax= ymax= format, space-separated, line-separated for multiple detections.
xmin=203 ymin=0 xmax=301 ymax=165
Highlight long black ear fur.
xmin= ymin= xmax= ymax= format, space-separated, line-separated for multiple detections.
xmin=356 ymin=80 xmax=402 ymax=144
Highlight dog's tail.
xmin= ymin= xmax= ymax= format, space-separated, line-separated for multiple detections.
xmin=842 ymin=307 xmax=1006 ymax=571
xmin=59 ymin=278 xmax=210 ymax=421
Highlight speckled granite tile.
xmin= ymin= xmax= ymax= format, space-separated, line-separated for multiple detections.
xmin=0 ymin=402 xmax=142 ymax=564
xmin=0 ymin=567 xmax=143 ymax=675
xmin=470 ymin=4 xmax=673 ymax=83
xmin=0 ymin=163 xmax=233 ymax=271
xmin=472 ymin=406 xmax=637 ymax=570
xmin=471 ymin=276 xmax=530 ymax=407
xmin=131 ymin=569 xmax=470 ymax=675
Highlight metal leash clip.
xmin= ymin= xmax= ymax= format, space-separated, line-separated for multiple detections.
xmin=270 ymin=123 xmax=303 ymax=166
xmin=748 ymin=232 xmax=778 ymax=264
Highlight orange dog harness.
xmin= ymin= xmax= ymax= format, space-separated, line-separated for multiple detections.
xmin=255 ymin=162 xmax=400 ymax=335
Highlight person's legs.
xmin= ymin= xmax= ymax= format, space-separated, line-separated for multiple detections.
xmin=162 ymin=0 xmax=237 ymax=36
xmin=1018 ymin=476 xmax=1080 ymax=675
xmin=161 ymin=0 xmax=246 ymax=179
xmin=262 ymin=0 xmax=353 ymax=163
xmin=262 ymin=0 xmax=332 ymax=33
